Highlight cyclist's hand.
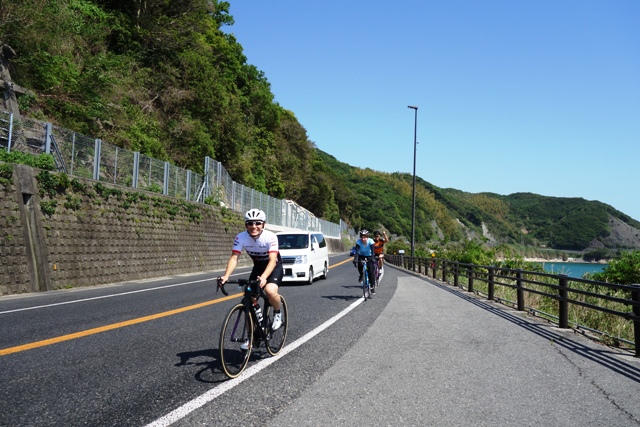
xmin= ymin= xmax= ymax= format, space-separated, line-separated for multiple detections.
xmin=217 ymin=276 xmax=230 ymax=296
xmin=257 ymin=276 xmax=267 ymax=288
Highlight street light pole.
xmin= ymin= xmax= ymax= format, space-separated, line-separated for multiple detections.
xmin=407 ymin=105 xmax=418 ymax=268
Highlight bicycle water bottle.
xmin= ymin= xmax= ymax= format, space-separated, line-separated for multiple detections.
xmin=253 ymin=301 xmax=263 ymax=323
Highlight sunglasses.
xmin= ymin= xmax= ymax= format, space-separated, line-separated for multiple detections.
xmin=245 ymin=221 xmax=264 ymax=226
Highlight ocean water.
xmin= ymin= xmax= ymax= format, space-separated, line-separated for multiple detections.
xmin=540 ymin=262 xmax=607 ymax=279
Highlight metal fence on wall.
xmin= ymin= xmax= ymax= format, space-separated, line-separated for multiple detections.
xmin=0 ymin=110 xmax=342 ymax=237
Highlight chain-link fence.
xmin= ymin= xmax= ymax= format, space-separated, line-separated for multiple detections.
xmin=1 ymin=110 xmax=343 ymax=237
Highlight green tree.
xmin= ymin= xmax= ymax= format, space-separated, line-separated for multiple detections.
xmin=589 ymin=250 xmax=640 ymax=285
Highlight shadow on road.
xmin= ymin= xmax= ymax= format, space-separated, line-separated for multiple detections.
xmin=322 ymin=294 xmax=362 ymax=301
xmin=415 ymin=273 xmax=640 ymax=383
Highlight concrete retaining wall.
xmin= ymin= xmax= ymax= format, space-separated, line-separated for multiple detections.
xmin=0 ymin=164 xmax=345 ymax=295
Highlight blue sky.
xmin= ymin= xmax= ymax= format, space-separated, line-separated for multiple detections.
xmin=224 ymin=1 xmax=640 ymax=221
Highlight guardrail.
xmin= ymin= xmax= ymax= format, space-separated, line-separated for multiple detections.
xmin=386 ymin=254 xmax=640 ymax=357
xmin=0 ymin=110 xmax=344 ymax=237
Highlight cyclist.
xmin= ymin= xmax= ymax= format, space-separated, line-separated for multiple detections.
xmin=355 ymin=229 xmax=376 ymax=293
xmin=219 ymin=209 xmax=284 ymax=349
xmin=373 ymin=230 xmax=388 ymax=272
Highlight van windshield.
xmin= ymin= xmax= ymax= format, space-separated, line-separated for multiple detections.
xmin=277 ymin=234 xmax=309 ymax=250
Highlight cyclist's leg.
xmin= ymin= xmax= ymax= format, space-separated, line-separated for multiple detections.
xmin=263 ymin=264 xmax=284 ymax=311
xmin=357 ymin=256 xmax=364 ymax=281
xmin=265 ymin=295 xmax=288 ymax=355
xmin=264 ymin=283 xmax=280 ymax=310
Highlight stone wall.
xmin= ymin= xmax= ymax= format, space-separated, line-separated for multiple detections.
xmin=0 ymin=164 xmax=345 ymax=295
xmin=0 ymin=165 xmax=32 ymax=292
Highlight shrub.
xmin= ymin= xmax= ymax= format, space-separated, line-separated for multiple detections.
xmin=589 ymin=250 xmax=640 ymax=285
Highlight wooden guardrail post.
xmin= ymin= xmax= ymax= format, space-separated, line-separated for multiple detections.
xmin=558 ymin=275 xmax=569 ymax=329
xmin=632 ymin=284 xmax=640 ymax=358
xmin=442 ymin=260 xmax=447 ymax=283
xmin=516 ymin=270 xmax=525 ymax=311
xmin=488 ymin=267 xmax=495 ymax=300
xmin=453 ymin=262 xmax=459 ymax=287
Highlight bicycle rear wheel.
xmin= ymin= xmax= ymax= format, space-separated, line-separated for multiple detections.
xmin=219 ymin=303 xmax=254 ymax=378
xmin=265 ymin=296 xmax=288 ymax=356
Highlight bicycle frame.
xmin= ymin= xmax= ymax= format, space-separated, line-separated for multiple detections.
xmin=218 ymin=279 xmax=270 ymax=339
xmin=360 ymin=257 xmax=372 ymax=300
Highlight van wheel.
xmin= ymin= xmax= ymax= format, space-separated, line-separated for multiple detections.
xmin=321 ymin=262 xmax=328 ymax=280
xmin=307 ymin=267 xmax=314 ymax=286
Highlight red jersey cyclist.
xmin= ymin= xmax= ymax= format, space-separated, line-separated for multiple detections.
xmin=373 ymin=230 xmax=388 ymax=271
xmin=219 ymin=209 xmax=284 ymax=348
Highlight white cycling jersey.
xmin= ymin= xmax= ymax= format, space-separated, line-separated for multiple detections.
xmin=232 ymin=229 xmax=282 ymax=265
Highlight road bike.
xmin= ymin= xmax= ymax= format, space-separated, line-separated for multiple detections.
xmin=373 ymin=254 xmax=382 ymax=287
xmin=359 ymin=257 xmax=374 ymax=300
xmin=217 ymin=278 xmax=289 ymax=378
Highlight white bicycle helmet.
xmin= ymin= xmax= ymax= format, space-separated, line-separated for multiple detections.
xmin=359 ymin=229 xmax=369 ymax=237
xmin=244 ymin=208 xmax=266 ymax=222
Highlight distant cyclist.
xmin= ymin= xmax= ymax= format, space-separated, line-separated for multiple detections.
xmin=219 ymin=209 xmax=284 ymax=348
xmin=355 ymin=229 xmax=376 ymax=293
xmin=373 ymin=230 xmax=388 ymax=272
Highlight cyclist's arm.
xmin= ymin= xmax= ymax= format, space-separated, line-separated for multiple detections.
xmin=220 ymin=252 xmax=240 ymax=283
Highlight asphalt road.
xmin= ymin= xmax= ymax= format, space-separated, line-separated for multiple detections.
xmin=265 ymin=274 xmax=640 ymax=427
xmin=0 ymin=254 xmax=387 ymax=426
xmin=2 ymin=255 xmax=640 ymax=426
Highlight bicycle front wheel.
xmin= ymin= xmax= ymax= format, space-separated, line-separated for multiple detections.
xmin=362 ymin=270 xmax=370 ymax=300
xmin=265 ymin=296 xmax=288 ymax=356
xmin=219 ymin=303 xmax=254 ymax=378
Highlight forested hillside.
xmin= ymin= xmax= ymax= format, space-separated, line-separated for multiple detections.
xmin=3 ymin=0 xmax=640 ymax=254
xmin=1 ymin=0 xmax=342 ymax=222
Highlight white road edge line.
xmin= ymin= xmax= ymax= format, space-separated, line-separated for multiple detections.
xmin=144 ymin=296 xmax=365 ymax=427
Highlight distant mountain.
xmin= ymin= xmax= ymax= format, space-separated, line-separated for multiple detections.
xmin=316 ymin=150 xmax=640 ymax=252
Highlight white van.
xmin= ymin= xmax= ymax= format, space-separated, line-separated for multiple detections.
xmin=276 ymin=231 xmax=329 ymax=285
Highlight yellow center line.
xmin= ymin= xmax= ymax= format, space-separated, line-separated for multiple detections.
xmin=332 ymin=258 xmax=353 ymax=267
xmin=0 ymin=258 xmax=350 ymax=357
xmin=0 ymin=293 xmax=241 ymax=357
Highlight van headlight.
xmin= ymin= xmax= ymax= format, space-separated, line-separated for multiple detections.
xmin=294 ymin=255 xmax=307 ymax=264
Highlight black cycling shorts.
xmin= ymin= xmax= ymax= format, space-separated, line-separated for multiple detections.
xmin=249 ymin=262 xmax=284 ymax=286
